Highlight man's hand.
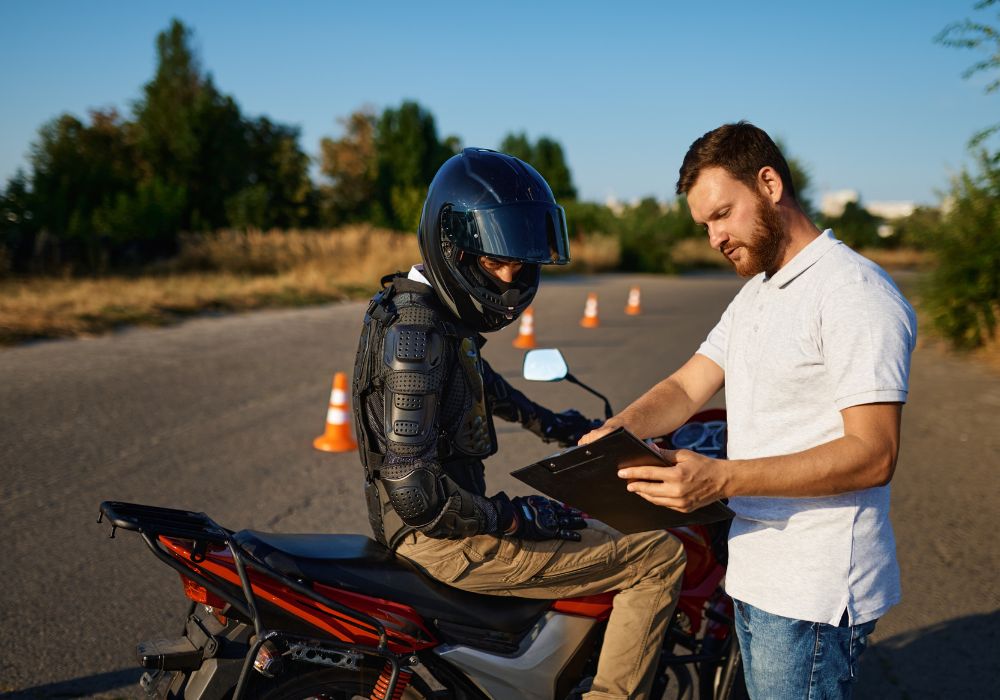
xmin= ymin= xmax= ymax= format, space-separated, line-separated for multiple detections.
xmin=506 ymin=495 xmax=588 ymax=541
xmin=618 ymin=448 xmax=730 ymax=512
xmin=578 ymin=416 xmax=624 ymax=446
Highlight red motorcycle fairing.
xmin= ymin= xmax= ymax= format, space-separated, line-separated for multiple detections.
xmin=668 ymin=525 xmax=729 ymax=638
xmin=160 ymin=537 xmax=438 ymax=653
xmin=551 ymin=523 xmax=728 ymax=628
xmin=552 ymin=592 xmax=616 ymax=620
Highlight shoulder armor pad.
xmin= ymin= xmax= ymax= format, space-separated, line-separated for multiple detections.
xmin=384 ymin=324 xmax=444 ymax=372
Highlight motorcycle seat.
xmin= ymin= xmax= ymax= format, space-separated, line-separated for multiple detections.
xmin=232 ymin=530 xmax=552 ymax=636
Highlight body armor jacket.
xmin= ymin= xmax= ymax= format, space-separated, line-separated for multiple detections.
xmin=353 ymin=273 xmax=566 ymax=548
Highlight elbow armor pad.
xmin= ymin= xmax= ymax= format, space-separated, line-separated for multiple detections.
xmin=382 ymin=466 xmax=497 ymax=538
xmin=383 ymin=466 xmax=442 ymax=527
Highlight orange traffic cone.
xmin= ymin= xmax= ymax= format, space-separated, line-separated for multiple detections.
xmin=513 ymin=307 xmax=537 ymax=349
xmin=625 ymin=286 xmax=642 ymax=315
xmin=313 ymin=371 xmax=358 ymax=453
xmin=580 ymin=293 xmax=600 ymax=328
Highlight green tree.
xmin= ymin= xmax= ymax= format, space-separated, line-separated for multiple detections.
xmin=532 ymin=137 xmax=577 ymax=201
xmin=820 ymin=201 xmax=883 ymax=250
xmin=889 ymin=205 xmax=943 ymax=250
xmin=319 ymin=108 xmax=378 ymax=226
xmin=231 ymin=116 xmax=314 ymax=229
xmin=937 ymin=0 xmax=1000 ymax=153
xmin=373 ymin=101 xmax=456 ymax=230
xmin=665 ymin=196 xmax=703 ymax=241
xmin=10 ymin=17 xmax=315 ymax=270
xmin=0 ymin=170 xmax=37 ymax=273
xmin=922 ymin=2 xmax=1000 ymax=350
xmin=562 ymin=200 xmax=618 ymax=238
xmin=499 ymin=132 xmax=577 ymax=200
xmin=29 ymin=109 xmax=140 ymax=269
xmin=498 ymin=132 xmax=532 ymax=162
xmin=617 ymin=198 xmax=676 ymax=273
xmin=774 ymin=138 xmax=815 ymax=218
xmin=133 ymin=19 xmax=315 ymax=233
xmin=133 ymin=19 xmax=252 ymax=232
xmin=921 ymin=154 xmax=1000 ymax=349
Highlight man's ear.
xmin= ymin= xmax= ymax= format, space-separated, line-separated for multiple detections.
xmin=757 ymin=166 xmax=784 ymax=204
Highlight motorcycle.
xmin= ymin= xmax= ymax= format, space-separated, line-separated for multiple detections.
xmin=98 ymin=349 xmax=745 ymax=700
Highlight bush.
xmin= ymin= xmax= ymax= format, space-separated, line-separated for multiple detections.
xmin=921 ymin=153 xmax=1000 ymax=349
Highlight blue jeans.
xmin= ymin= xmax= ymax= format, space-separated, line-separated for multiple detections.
xmin=733 ymin=598 xmax=877 ymax=700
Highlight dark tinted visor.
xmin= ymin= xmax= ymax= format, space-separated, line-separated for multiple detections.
xmin=446 ymin=202 xmax=570 ymax=264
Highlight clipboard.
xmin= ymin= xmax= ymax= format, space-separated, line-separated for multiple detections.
xmin=511 ymin=428 xmax=734 ymax=533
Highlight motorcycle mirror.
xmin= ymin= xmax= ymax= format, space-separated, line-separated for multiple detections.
xmin=522 ymin=348 xmax=569 ymax=382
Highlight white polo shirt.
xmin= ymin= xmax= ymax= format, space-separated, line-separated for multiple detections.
xmin=696 ymin=230 xmax=917 ymax=625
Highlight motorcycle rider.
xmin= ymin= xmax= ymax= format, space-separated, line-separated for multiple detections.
xmin=352 ymin=147 xmax=686 ymax=700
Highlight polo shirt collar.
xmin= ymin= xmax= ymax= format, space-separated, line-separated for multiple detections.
xmin=766 ymin=229 xmax=841 ymax=288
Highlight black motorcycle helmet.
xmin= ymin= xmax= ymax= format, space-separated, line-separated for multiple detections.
xmin=417 ymin=148 xmax=571 ymax=332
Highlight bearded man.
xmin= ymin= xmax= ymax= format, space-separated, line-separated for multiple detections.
xmin=581 ymin=122 xmax=917 ymax=699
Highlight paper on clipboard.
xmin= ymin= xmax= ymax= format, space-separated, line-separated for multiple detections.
xmin=510 ymin=428 xmax=734 ymax=533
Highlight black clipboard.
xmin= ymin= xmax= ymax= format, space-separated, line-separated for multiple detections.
xmin=511 ymin=428 xmax=734 ymax=533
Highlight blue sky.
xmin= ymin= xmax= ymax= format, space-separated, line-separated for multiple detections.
xmin=0 ymin=1 xmax=993 ymax=207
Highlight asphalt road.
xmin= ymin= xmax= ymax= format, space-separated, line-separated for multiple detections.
xmin=1 ymin=273 xmax=997 ymax=698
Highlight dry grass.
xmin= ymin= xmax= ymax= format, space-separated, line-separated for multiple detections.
xmin=0 ymin=226 xmax=623 ymax=345
xmin=670 ymin=239 xmax=933 ymax=273
xmin=670 ymin=237 xmax=729 ymax=270
xmin=0 ymin=226 xmax=419 ymax=344
xmin=857 ymin=247 xmax=933 ymax=270
xmin=559 ymin=233 xmax=621 ymax=273
xmin=973 ymin=337 xmax=1000 ymax=373
xmin=169 ymin=225 xmax=420 ymax=278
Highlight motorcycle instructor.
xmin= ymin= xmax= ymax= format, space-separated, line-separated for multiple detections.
xmin=581 ymin=122 xmax=917 ymax=699
xmin=352 ymin=147 xmax=686 ymax=700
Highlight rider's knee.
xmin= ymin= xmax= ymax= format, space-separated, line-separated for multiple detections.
xmin=629 ymin=529 xmax=686 ymax=584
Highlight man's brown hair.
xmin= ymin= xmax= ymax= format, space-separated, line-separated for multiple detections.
xmin=675 ymin=121 xmax=797 ymax=203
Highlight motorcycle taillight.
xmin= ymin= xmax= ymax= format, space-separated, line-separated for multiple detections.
xmin=179 ymin=573 xmax=227 ymax=610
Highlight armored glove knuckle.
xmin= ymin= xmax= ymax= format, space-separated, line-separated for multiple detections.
xmin=544 ymin=409 xmax=599 ymax=447
xmin=510 ymin=495 xmax=588 ymax=541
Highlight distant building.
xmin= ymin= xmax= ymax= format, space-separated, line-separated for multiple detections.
xmin=820 ymin=190 xmax=859 ymax=218
xmin=820 ymin=190 xmax=915 ymax=221
xmin=605 ymin=195 xmax=626 ymax=216
xmin=867 ymin=201 xmax=916 ymax=220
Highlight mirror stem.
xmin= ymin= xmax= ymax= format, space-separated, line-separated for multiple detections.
xmin=565 ymin=373 xmax=613 ymax=420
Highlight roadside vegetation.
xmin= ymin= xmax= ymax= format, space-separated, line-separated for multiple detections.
xmin=0 ymin=227 xmax=619 ymax=344
xmin=2 ymin=5 xmax=998 ymax=368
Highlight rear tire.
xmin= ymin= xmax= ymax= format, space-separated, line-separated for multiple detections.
xmin=698 ymin=635 xmax=747 ymax=700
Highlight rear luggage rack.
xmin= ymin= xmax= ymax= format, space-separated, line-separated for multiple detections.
xmin=98 ymin=501 xmax=229 ymax=543
xmin=97 ymin=500 xmax=409 ymax=700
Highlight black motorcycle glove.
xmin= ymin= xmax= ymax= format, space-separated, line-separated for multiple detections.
xmin=493 ymin=494 xmax=587 ymax=541
xmin=541 ymin=409 xmax=602 ymax=447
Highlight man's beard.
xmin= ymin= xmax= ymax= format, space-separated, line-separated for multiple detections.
xmin=726 ymin=196 xmax=786 ymax=278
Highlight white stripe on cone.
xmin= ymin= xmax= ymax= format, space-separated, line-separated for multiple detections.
xmin=327 ymin=407 xmax=348 ymax=424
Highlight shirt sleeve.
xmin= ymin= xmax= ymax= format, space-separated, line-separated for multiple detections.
xmin=821 ymin=279 xmax=917 ymax=410
xmin=696 ymin=297 xmax=735 ymax=371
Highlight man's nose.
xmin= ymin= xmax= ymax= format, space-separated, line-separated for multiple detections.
xmin=707 ymin=226 xmax=728 ymax=251
xmin=494 ymin=264 xmax=518 ymax=283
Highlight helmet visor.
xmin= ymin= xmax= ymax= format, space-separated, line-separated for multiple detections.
xmin=446 ymin=202 xmax=570 ymax=264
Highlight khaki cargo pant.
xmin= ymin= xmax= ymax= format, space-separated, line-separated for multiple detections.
xmin=396 ymin=520 xmax=686 ymax=700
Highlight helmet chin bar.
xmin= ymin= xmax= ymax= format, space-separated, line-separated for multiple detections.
xmin=470 ymin=283 xmax=521 ymax=310
xmin=500 ymin=287 xmax=521 ymax=307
